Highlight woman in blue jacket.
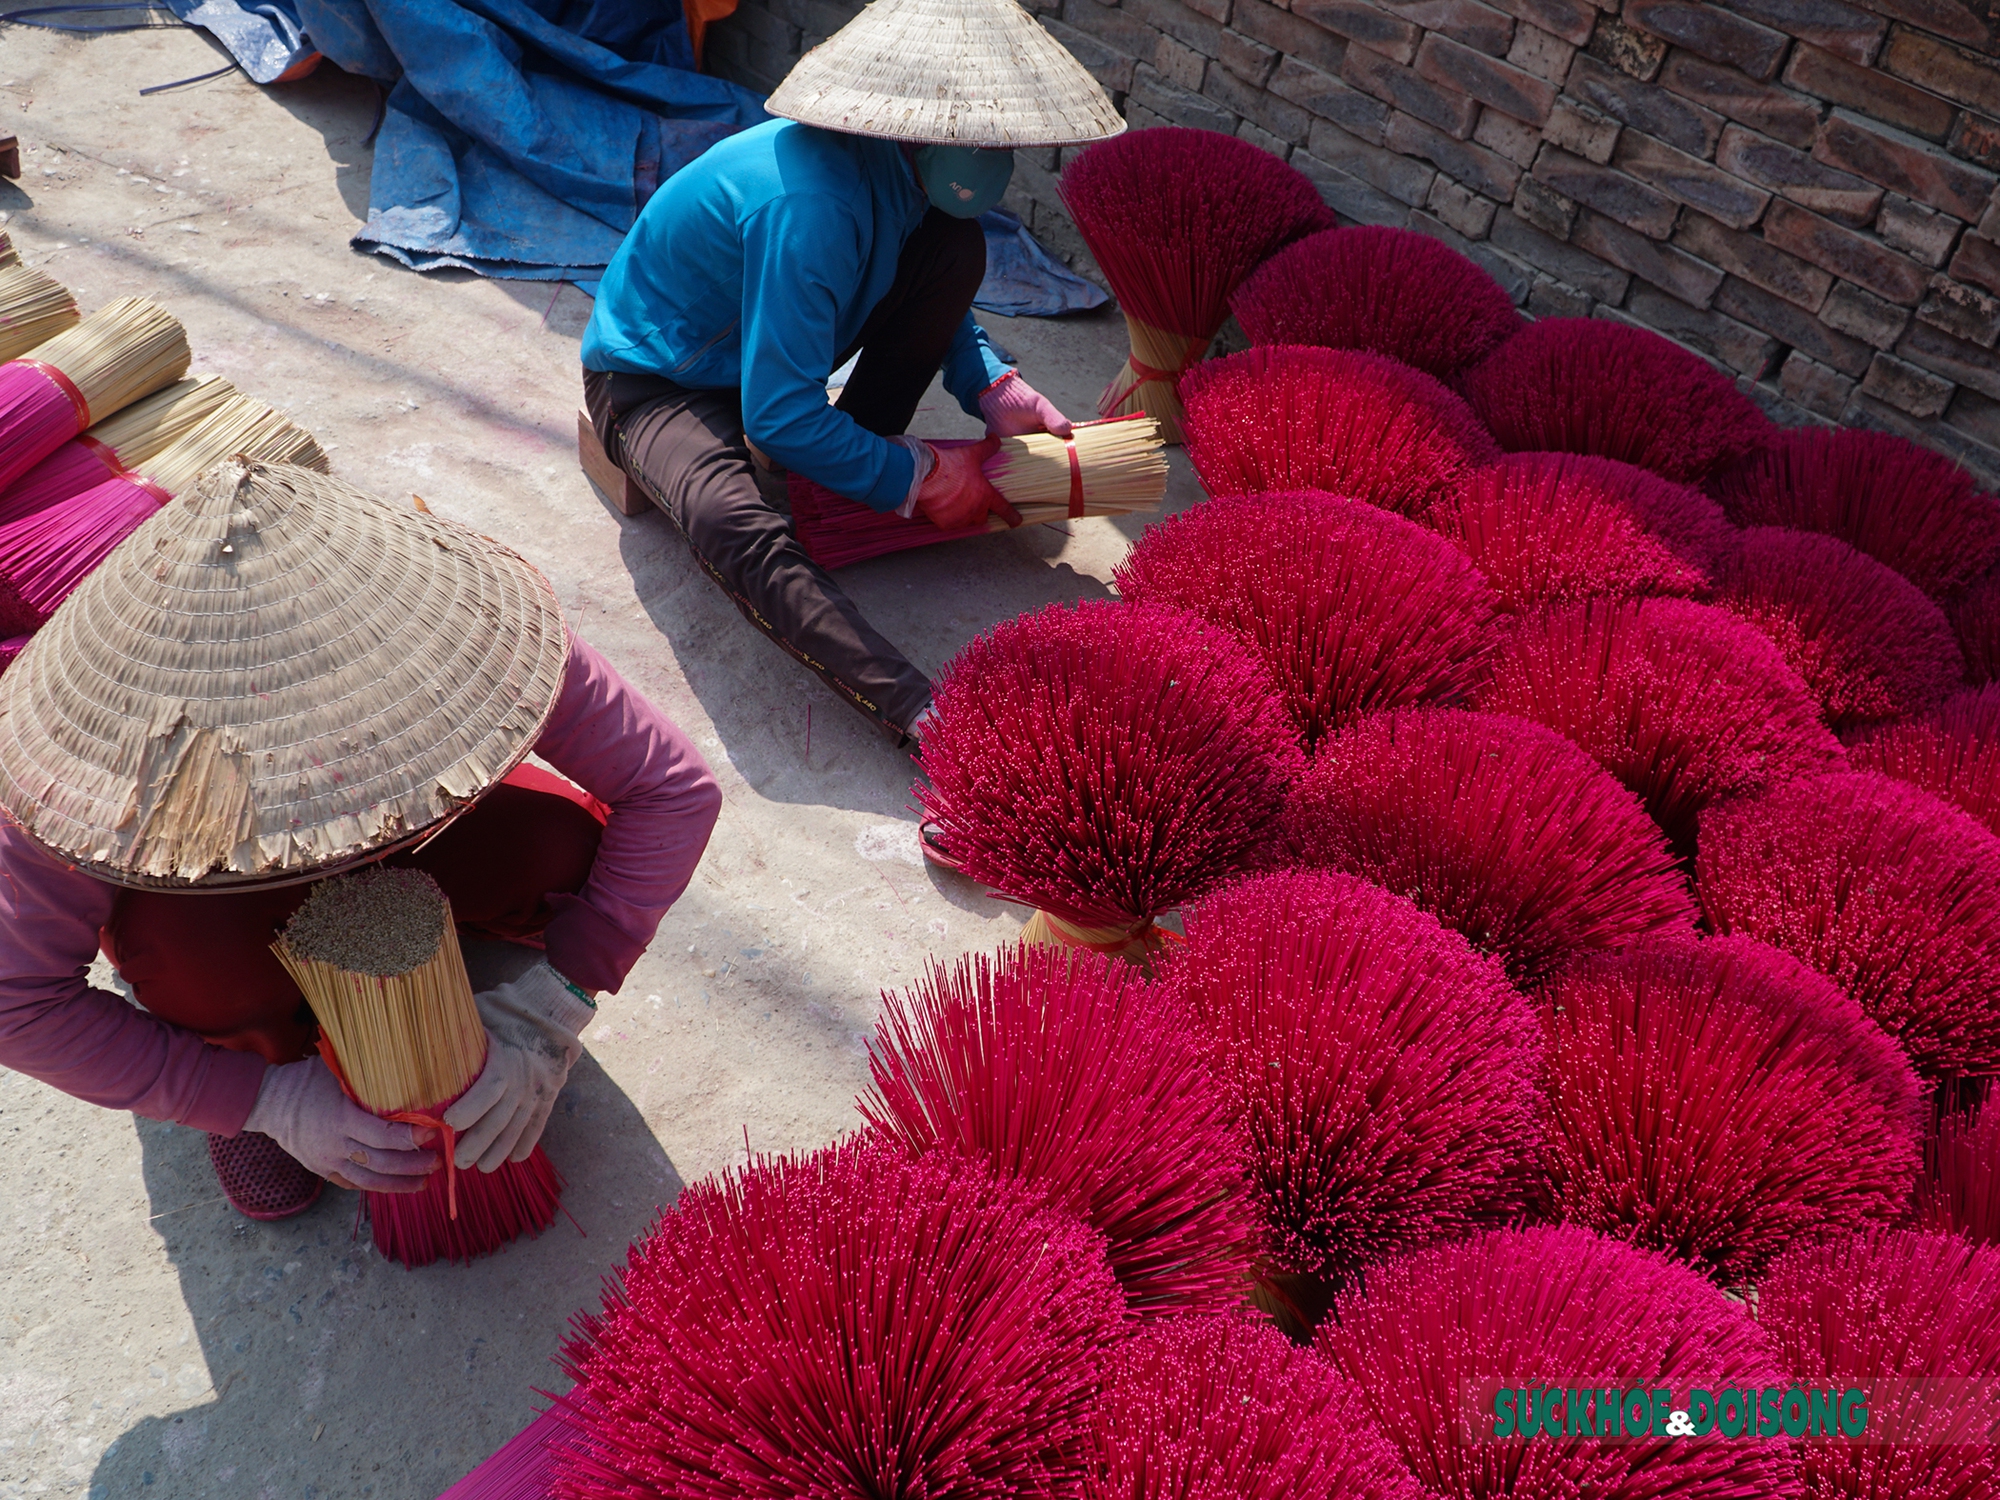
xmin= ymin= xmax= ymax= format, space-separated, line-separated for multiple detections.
xmin=582 ymin=0 xmax=1124 ymax=746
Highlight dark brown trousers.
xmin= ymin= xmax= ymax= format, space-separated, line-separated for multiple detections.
xmin=584 ymin=208 xmax=986 ymax=743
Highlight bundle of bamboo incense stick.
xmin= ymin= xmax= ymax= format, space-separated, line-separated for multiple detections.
xmin=984 ymin=414 xmax=1169 ymax=524
xmin=0 ymin=233 xmax=16 ymax=269
xmin=21 ymin=296 xmax=188 ymax=425
xmin=86 ymin=374 xmax=238 ymax=471
xmin=273 ymin=867 xmax=488 ymax=1116
xmin=146 ymin=393 xmax=329 ymax=493
xmin=0 ymin=264 xmax=79 ymax=364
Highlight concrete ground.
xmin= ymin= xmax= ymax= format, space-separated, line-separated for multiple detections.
xmin=0 ymin=23 xmax=1204 ymax=1500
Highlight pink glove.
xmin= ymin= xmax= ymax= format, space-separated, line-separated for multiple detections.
xmin=915 ymin=436 xmax=1023 ymax=531
xmin=977 ymin=371 xmax=1074 ymax=438
xmin=241 ymin=1057 xmax=438 ymax=1193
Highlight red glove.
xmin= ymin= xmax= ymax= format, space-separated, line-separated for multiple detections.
xmin=978 ymin=371 xmax=1074 ymax=437
xmin=916 ymin=436 xmax=1023 ymax=530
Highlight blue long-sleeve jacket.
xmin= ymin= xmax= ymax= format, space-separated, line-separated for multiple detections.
xmin=582 ymin=119 xmax=1011 ymax=510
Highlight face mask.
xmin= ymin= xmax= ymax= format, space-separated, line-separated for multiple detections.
xmin=913 ymin=144 xmax=1015 ymax=218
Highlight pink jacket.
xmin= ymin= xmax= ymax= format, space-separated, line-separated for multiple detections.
xmin=0 ymin=638 xmax=719 ymax=1134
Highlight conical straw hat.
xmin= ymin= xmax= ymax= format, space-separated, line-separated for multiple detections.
xmin=0 ymin=460 xmax=570 ymax=888
xmin=765 ymin=0 xmax=1125 ymax=147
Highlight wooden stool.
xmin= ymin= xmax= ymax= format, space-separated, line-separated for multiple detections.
xmin=576 ymin=410 xmax=650 ymax=517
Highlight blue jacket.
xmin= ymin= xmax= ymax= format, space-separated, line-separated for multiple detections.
xmin=582 ymin=119 xmax=1010 ymax=510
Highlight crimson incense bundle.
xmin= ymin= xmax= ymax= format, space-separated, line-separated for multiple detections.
xmin=552 ymin=1136 xmax=1126 ymax=1499
xmin=914 ymin=600 xmax=1302 ymax=956
xmin=1228 ymin=226 xmax=1521 ymax=381
xmin=1179 ymin=345 xmax=1498 ymax=514
xmin=1476 ymin=596 xmax=1844 ymax=854
xmin=1709 ymin=424 xmax=2000 ymax=599
xmin=1114 ymin=490 xmax=1499 ymax=750
xmin=1542 ymin=933 xmax=1920 ymax=1285
xmin=1420 ymin=451 xmax=1731 ymax=613
xmin=0 ymin=373 xmax=235 ymax=527
xmin=1284 ymin=707 xmax=1695 ymax=985
xmin=862 ymin=943 xmax=1251 ymax=1316
xmin=1315 ymin=1225 xmax=1796 ymax=1500
xmin=1760 ymin=1230 xmax=2000 ymax=1500
xmin=1951 ymin=563 xmax=2000 ymax=683
xmin=1848 ymin=686 xmax=2000 ymax=838
xmin=1698 ymin=770 xmax=2000 ymax=1080
xmin=1168 ymin=869 xmax=1540 ymax=1329
xmin=1713 ymin=528 xmax=1964 ymax=733
xmin=0 ymin=297 xmax=188 ymax=492
xmin=1914 ymin=1097 xmax=2000 ymax=1246
xmin=1460 ymin=318 xmax=1771 ymax=485
xmin=1058 ymin=126 xmax=1331 ymax=440
xmin=1088 ymin=1315 xmax=1426 ymax=1500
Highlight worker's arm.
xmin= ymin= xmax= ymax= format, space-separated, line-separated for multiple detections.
xmin=0 ymin=821 xmax=266 ymax=1131
xmin=736 ymin=194 xmax=916 ymax=510
xmin=940 ymin=312 xmax=1015 ymax=417
xmin=529 ymin=636 xmax=722 ymax=996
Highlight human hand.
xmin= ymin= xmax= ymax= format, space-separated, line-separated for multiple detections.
xmin=978 ymin=371 xmax=1074 ymax=438
xmin=442 ymin=961 xmax=592 ymax=1171
xmin=915 ymin=436 xmax=1022 ymax=531
xmin=242 ymin=1057 xmax=438 ymax=1193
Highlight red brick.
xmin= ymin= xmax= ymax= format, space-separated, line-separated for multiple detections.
xmin=1878 ymin=194 xmax=1966 ymax=266
xmin=1780 ymin=351 xmax=1859 ymax=417
xmin=1124 ymin=0 xmax=1228 ymax=58
xmin=1953 ymin=113 xmax=2000 ymax=173
xmin=1430 ymin=173 xmax=1502 ymax=235
xmin=1477 ymin=106 xmax=1547 ymax=165
xmin=1726 ymin=0 xmax=1885 ymax=64
xmin=1059 ymin=0 xmax=1163 ymax=65
xmin=1952 ymin=230 xmax=2000 ymax=296
xmin=1494 ymin=205 xmax=1635 ymax=297
xmin=1660 ymin=53 xmax=1821 ymax=149
xmin=1945 ymin=392 xmax=2000 ymax=481
xmin=1814 ymin=109 xmax=2000 ymax=220
xmin=1529 ymin=276 xmax=1594 ymax=316
xmin=1293 ymin=149 xmax=1420 ymax=226
xmin=1416 ymin=34 xmax=1559 ymax=123
xmin=1514 ymin=171 xmax=1581 ymax=234
xmin=1311 ymin=118 xmax=1441 ymax=206
xmin=1763 ymin=198 xmax=1933 ymax=304
xmin=1342 ymin=43 xmax=1482 ymax=137
xmin=1388 ymin=110 xmax=1526 ymax=198
xmin=1046 ymin=19 xmax=1140 ymax=91
xmin=1981 ymin=194 xmax=2000 ymax=239
xmin=1615 ymin=130 xmax=1773 ymax=228
xmin=1673 ymin=210 xmax=1835 ymax=307
xmin=1230 ymin=0 xmax=1351 ymax=73
xmin=1381 ymin=0 xmax=1517 ymax=55
xmin=1268 ymin=56 xmax=1389 ymax=142
xmin=1822 ymin=279 xmax=1912 ymax=346
xmin=1155 ymin=34 xmax=1208 ymax=90
xmin=1510 ymin=25 xmax=1577 ymax=82
xmin=1849 ymin=0 xmax=1995 ymax=51
xmin=1291 ymin=0 xmax=1424 ymax=62
xmin=1573 ymin=207 xmax=1727 ymax=303
xmin=1882 ymin=28 xmax=2000 ymax=117
xmin=1862 ymin=350 xmax=1956 ymax=416
xmin=1781 ymin=44 xmax=1955 ymax=141
xmin=1544 ymin=99 xmax=1621 ymax=162
xmin=1626 ymin=284 xmax=1780 ymax=369
xmin=1566 ymin=53 xmax=1723 ymax=156
xmin=1209 ymin=57 xmax=1317 ymax=142
xmin=1184 ymin=0 xmax=1230 ymax=19
xmin=1919 ymin=273 xmax=2000 ymax=345
xmin=1902 ymin=317 xmax=2000 ymax=397
xmin=1533 ymin=144 xmax=1681 ymax=235
xmin=1716 ymin=275 xmax=1879 ymax=371
xmin=1217 ymin=28 xmax=1280 ymax=86
xmin=1624 ymin=0 xmax=1790 ymax=80
xmin=1488 ymin=0 xmax=1596 ymax=46
xmin=1717 ymin=123 xmax=1886 ymax=226
xmin=1586 ymin=16 xmax=1670 ymax=80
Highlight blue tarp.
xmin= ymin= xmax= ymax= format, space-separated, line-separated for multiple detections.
xmin=976 ymin=208 xmax=1107 ymax=318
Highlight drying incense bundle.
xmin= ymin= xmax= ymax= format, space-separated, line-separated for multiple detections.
xmin=789 ymin=415 xmax=1167 ymax=570
xmin=0 ymin=375 xmax=237 ymax=527
xmin=0 ymin=262 xmax=79 ymax=364
xmin=1058 ymin=127 xmax=1330 ymax=441
xmin=273 ymin=867 xmax=563 ymax=1268
xmin=0 ymin=297 xmax=187 ymax=492
xmin=0 ymin=232 xmax=14 ymax=269
xmin=0 ymin=391 xmax=327 ymax=636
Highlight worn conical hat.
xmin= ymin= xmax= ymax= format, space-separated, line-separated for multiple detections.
xmin=0 ymin=460 xmax=570 ymax=889
xmin=765 ymin=0 xmax=1125 ymax=147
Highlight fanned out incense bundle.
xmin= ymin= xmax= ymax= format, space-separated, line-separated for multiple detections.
xmin=1914 ymin=1097 xmax=2000 ymax=1246
xmin=0 ymin=375 xmax=237 ymax=527
xmin=1058 ymin=127 xmax=1331 ymax=441
xmin=1848 ymin=685 xmax=2000 ymax=838
xmin=0 ymin=392 xmax=328 ymax=636
xmin=0 ymin=297 xmax=188 ymax=492
xmin=789 ymin=416 xmax=1167 ymax=570
xmin=0 ymin=263 xmax=77 ymax=363
xmin=273 ymin=867 xmax=563 ymax=1268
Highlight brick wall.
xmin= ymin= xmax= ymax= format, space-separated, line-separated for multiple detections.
xmin=706 ymin=0 xmax=2000 ymax=485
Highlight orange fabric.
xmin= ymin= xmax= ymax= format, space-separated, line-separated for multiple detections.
xmin=684 ymin=0 xmax=738 ymax=68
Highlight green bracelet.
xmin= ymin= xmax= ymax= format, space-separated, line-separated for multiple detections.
xmin=552 ymin=967 xmax=597 ymax=1010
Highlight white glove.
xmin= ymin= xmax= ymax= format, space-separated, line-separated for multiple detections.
xmin=242 ymin=1056 xmax=439 ymax=1193
xmin=442 ymin=960 xmax=593 ymax=1172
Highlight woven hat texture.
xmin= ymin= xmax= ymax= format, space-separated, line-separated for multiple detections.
xmin=0 ymin=460 xmax=570 ymax=887
xmin=765 ymin=0 xmax=1124 ymax=147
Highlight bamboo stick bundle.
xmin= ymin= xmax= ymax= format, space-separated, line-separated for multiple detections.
xmin=273 ymin=867 xmax=564 ymax=1268
xmin=0 ymin=263 xmax=79 ymax=364
xmin=0 ymin=232 xmax=15 ymax=269
xmin=0 ymin=393 xmax=329 ymax=638
xmin=0 ymin=375 xmax=239 ymax=526
xmin=790 ymin=414 xmax=1168 ymax=570
xmin=0 ymin=297 xmax=187 ymax=492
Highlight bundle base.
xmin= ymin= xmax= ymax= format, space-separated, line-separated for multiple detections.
xmin=369 ymin=1145 xmax=564 ymax=1268
xmin=1020 ymin=908 xmax=1165 ymax=965
xmin=1097 ymin=315 xmax=1208 ymax=444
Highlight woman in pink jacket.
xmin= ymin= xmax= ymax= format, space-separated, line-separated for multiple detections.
xmin=0 ymin=460 xmax=720 ymax=1221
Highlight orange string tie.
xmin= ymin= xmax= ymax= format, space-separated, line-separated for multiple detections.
xmin=18 ymin=357 xmax=91 ymax=427
xmin=315 ymin=1037 xmax=467 ymax=1220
